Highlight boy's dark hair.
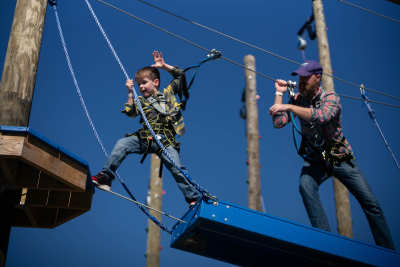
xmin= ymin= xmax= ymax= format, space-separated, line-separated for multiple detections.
xmin=135 ymin=67 xmax=161 ymax=89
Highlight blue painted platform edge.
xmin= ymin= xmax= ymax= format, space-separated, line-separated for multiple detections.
xmin=0 ymin=126 xmax=27 ymax=133
xmin=27 ymin=127 xmax=59 ymax=151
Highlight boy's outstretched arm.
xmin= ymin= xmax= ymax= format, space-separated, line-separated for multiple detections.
xmin=151 ymin=51 xmax=173 ymax=72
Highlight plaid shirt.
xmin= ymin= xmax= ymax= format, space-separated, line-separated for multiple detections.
xmin=123 ymin=66 xmax=186 ymax=136
xmin=273 ymin=87 xmax=354 ymax=157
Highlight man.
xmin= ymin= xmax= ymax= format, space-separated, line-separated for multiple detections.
xmin=269 ymin=60 xmax=395 ymax=250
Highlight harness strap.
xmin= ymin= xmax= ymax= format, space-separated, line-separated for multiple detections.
xmin=146 ymin=94 xmax=181 ymax=117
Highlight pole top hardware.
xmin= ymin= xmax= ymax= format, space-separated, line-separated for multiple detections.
xmin=287 ymin=80 xmax=297 ymax=99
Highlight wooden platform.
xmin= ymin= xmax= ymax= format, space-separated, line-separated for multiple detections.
xmin=0 ymin=126 xmax=94 ymax=229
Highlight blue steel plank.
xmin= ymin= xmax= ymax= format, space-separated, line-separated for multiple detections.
xmin=27 ymin=127 xmax=59 ymax=151
xmin=0 ymin=126 xmax=27 ymax=133
xmin=171 ymin=199 xmax=400 ymax=267
xmin=59 ymin=146 xmax=88 ymax=168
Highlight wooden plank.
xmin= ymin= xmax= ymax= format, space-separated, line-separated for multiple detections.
xmin=0 ymin=159 xmax=18 ymax=184
xmin=69 ymin=189 xmax=93 ymax=210
xmin=10 ymin=208 xmax=31 ymax=228
xmin=24 ymin=207 xmax=38 ymax=227
xmin=16 ymin=162 xmax=74 ymax=191
xmin=25 ymin=189 xmax=92 ymax=210
xmin=52 ymin=209 xmax=86 ymax=228
xmin=18 ymin=188 xmax=38 ymax=227
xmin=35 ymin=208 xmax=57 ymax=229
xmin=0 ymin=135 xmax=24 ymax=158
xmin=21 ymin=137 xmax=86 ymax=192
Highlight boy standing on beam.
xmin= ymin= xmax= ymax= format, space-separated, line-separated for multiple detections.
xmin=268 ymin=60 xmax=395 ymax=250
xmin=92 ymin=51 xmax=200 ymax=207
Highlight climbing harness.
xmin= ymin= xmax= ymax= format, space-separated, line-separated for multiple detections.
xmin=83 ymin=0 xmax=219 ymax=215
xmin=360 ymin=85 xmax=400 ymax=172
xmin=124 ymin=49 xmax=220 ymax=178
xmin=287 ymin=81 xmax=354 ymax=176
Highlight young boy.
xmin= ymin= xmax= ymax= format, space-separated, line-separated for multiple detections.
xmin=92 ymin=51 xmax=201 ymax=206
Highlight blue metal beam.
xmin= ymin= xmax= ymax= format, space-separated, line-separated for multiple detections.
xmin=171 ymin=198 xmax=399 ymax=266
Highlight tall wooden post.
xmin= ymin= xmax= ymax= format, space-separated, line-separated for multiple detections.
xmin=313 ymin=0 xmax=353 ymax=238
xmin=146 ymin=155 xmax=163 ymax=267
xmin=0 ymin=0 xmax=48 ymax=126
xmin=244 ymin=55 xmax=262 ymax=212
xmin=0 ymin=0 xmax=48 ymax=263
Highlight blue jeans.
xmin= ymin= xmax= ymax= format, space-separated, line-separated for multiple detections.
xmin=101 ymin=134 xmax=201 ymax=203
xmin=299 ymin=160 xmax=395 ymax=250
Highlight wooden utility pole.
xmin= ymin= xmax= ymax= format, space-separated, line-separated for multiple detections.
xmin=244 ymin=55 xmax=262 ymax=212
xmin=146 ymin=155 xmax=163 ymax=267
xmin=0 ymin=0 xmax=48 ymax=264
xmin=313 ymin=0 xmax=353 ymax=238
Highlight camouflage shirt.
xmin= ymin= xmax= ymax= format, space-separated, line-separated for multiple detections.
xmin=123 ymin=66 xmax=186 ymax=136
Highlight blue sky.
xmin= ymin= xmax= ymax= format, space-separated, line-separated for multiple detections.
xmin=1 ymin=0 xmax=400 ymax=266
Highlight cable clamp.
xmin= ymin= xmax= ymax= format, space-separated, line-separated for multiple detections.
xmin=359 ymin=84 xmax=367 ymax=100
xmin=207 ymin=49 xmax=222 ymax=60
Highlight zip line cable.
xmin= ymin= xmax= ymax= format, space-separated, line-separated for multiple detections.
xmin=336 ymin=94 xmax=400 ymax=109
xmin=108 ymin=190 xmax=186 ymax=223
xmin=95 ymin=0 xmax=276 ymax=82
xmin=95 ymin=0 xmax=400 ymax=109
xmin=135 ymin=0 xmax=400 ymax=101
xmin=337 ymin=0 xmax=400 ymax=24
xmin=137 ymin=0 xmax=300 ymax=66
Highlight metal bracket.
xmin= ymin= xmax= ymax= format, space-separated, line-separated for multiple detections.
xmin=287 ymin=80 xmax=297 ymax=99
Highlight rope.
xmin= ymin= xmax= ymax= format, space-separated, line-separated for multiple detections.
xmin=107 ymin=190 xmax=186 ymax=223
xmin=50 ymin=1 xmax=173 ymax=234
xmin=83 ymin=0 xmax=218 ymax=200
xmin=135 ymin=0 xmax=400 ymax=101
xmin=337 ymin=0 xmax=400 ymax=24
xmin=360 ymin=86 xmax=400 ymax=172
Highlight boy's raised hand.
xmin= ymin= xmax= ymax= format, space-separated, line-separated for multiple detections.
xmin=151 ymin=51 xmax=165 ymax=69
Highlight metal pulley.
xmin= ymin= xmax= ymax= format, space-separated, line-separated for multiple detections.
xmin=287 ymin=80 xmax=297 ymax=99
xmin=297 ymin=36 xmax=307 ymax=50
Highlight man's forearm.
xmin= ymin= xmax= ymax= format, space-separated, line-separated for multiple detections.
xmin=274 ymin=94 xmax=283 ymax=104
xmin=288 ymin=105 xmax=312 ymax=121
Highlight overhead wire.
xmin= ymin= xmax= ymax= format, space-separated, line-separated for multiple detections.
xmin=95 ymin=0 xmax=400 ymax=108
xmin=95 ymin=0 xmax=276 ymax=82
xmin=337 ymin=0 xmax=400 ymax=24
xmin=136 ymin=0 xmax=400 ymax=101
